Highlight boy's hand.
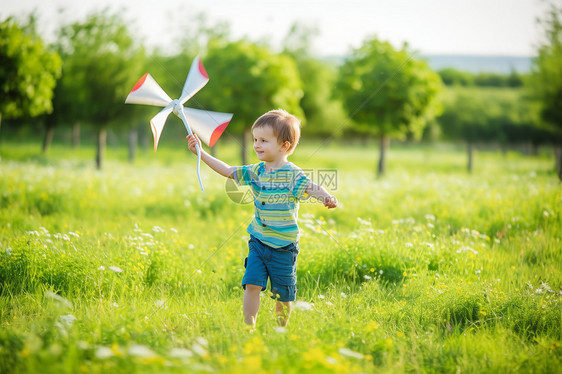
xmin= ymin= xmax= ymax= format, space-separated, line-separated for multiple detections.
xmin=186 ymin=134 xmax=201 ymax=155
xmin=323 ymin=195 xmax=338 ymax=209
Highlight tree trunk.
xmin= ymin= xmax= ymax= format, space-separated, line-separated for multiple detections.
xmin=96 ymin=128 xmax=107 ymax=170
xmin=72 ymin=122 xmax=80 ymax=148
xmin=467 ymin=142 xmax=474 ymax=173
xmin=42 ymin=121 xmax=55 ymax=154
xmin=128 ymin=127 xmax=138 ymax=164
xmin=241 ymin=128 xmax=251 ymax=165
xmin=140 ymin=123 xmax=149 ymax=153
xmin=554 ymin=145 xmax=562 ymax=181
xmin=377 ymin=135 xmax=390 ymax=177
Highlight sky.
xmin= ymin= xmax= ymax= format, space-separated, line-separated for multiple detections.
xmin=1 ymin=0 xmax=549 ymax=57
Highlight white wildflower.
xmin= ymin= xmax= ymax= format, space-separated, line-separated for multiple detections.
xmin=59 ymin=314 xmax=77 ymax=327
xmin=129 ymin=344 xmax=157 ymax=358
xmin=170 ymin=228 xmax=178 ymax=233
xmin=273 ymin=326 xmax=287 ymax=334
xmin=326 ymin=356 xmax=339 ymax=365
xmin=338 ymin=347 xmax=364 ymax=359
xmin=318 ymin=294 xmax=325 ymax=299
xmin=45 ymin=291 xmax=72 ymax=308
xmin=294 ymin=301 xmax=314 ymax=311
xmin=152 ymin=226 xmax=165 ymax=233
xmin=425 ymin=214 xmax=436 ymax=221
xmin=98 ymin=266 xmax=105 ymax=271
xmin=364 ymin=275 xmax=372 ymax=280
xmin=405 ymin=243 xmax=413 ymax=248
xmin=357 ymin=217 xmax=371 ymax=226
xmin=95 ymin=346 xmax=113 ymax=359
xmin=109 ymin=266 xmax=123 ymax=273
xmin=169 ymin=348 xmax=193 ymax=358
xmin=340 ymin=292 xmax=347 ymax=298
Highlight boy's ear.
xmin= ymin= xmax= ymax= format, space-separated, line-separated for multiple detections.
xmin=282 ymin=141 xmax=291 ymax=152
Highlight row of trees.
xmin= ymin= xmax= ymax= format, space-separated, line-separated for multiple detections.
xmin=1 ymin=5 xmax=561 ymax=178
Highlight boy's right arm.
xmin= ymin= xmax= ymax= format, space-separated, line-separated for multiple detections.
xmin=187 ymin=135 xmax=235 ymax=179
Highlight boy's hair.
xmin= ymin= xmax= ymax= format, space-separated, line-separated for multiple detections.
xmin=252 ymin=109 xmax=301 ymax=154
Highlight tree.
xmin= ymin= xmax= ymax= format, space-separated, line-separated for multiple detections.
xmin=282 ymin=23 xmax=348 ymax=138
xmin=0 ymin=17 xmax=61 ymax=129
xmin=56 ymin=10 xmax=145 ymax=169
xmin=529 ymin=2 xmax=562 ymax=179
xmin=336 ymin=37 xmax=442 ymax=176
xmin=199 ymin=40 xmax=304 ymax=164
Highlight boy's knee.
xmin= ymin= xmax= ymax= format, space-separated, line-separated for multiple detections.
xmin=245 ymin=284 xmax=262 ymax=293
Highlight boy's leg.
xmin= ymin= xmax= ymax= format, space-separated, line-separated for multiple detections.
xmin=243 ymin=284 xmax=262 ymax=327
xmin=275 ymin=301 xmax=291 ymax=327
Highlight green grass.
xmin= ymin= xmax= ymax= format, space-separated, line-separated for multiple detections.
xmin=0 ymin=141 xmax=561 ymax=373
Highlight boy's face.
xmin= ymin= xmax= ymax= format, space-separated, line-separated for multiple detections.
xmin=252 ymin=126 xmax=288 ymax=162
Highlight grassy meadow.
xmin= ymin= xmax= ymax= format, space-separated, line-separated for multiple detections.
xmin=0 ymin=140 xmax=561 ymax=373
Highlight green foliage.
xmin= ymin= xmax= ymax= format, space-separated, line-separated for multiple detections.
xmin=336 ymin=37 xmax=443 ymax=140
xmin=0 ymin=17 xmax=61 ymax=122
xmin=438 ymin=68 xmax=524 ymax=88
xmin=282 ymin=23 xmax=348 ymax=137
xmin=439 ymin=87 xmax=538 ymax=144
xmin=200 ymin=39 xmax=304 ymax=135
xmin=0 ymin=142 xmax=560 ymax=373
xmin=55 ymin=9 xmax=145 ymax=129
xmin=529 ymin=2 xmax=562 ymax=135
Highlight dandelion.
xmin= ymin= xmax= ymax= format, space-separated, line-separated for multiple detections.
xmin=396 ymin=332 xmax=405 ymax=338
xmin=109 ymin=266 xmax=123 ymax=273
xmin=364 ymin=275 xmax=372 ymax=280
xmin=338 ymin=347 xmax=364 ymax=359
xmin=379 ymin=270 xmax=383 ymax=275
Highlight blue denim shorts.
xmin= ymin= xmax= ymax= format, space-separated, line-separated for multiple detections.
xmin=242 ymin=236 xmax=299 ymax=302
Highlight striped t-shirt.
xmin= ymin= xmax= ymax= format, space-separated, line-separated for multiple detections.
xmin=233 ymin=162 xmax=311 ymax=248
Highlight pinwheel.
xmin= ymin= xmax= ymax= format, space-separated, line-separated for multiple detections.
xmin=125 ymin=56 xmax=232 ymax=191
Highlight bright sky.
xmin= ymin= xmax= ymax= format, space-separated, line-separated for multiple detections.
xmin=1 ymin=0 xmax=547 ymax=56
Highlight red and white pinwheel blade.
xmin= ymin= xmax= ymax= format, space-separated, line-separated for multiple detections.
xmin=182 ymin=107 xmax=232 ymax=147
xmin=126 ymin=73 xmax=172 ymax=107
xmin=150 ymin=104 xmax=174 ymax=151
xmin=179 ymin=56 xmax=210 ymax=105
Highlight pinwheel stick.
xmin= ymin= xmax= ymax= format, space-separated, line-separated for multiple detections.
xmin=174 ymin=100 xmax=203 ymax=191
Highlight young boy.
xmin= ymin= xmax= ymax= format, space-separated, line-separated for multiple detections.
xmin=187 ymin=109 xmax=337 ymax=328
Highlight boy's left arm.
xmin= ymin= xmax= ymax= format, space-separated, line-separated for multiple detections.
xmin=305 ymin=182 xmax=338 ymax=209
